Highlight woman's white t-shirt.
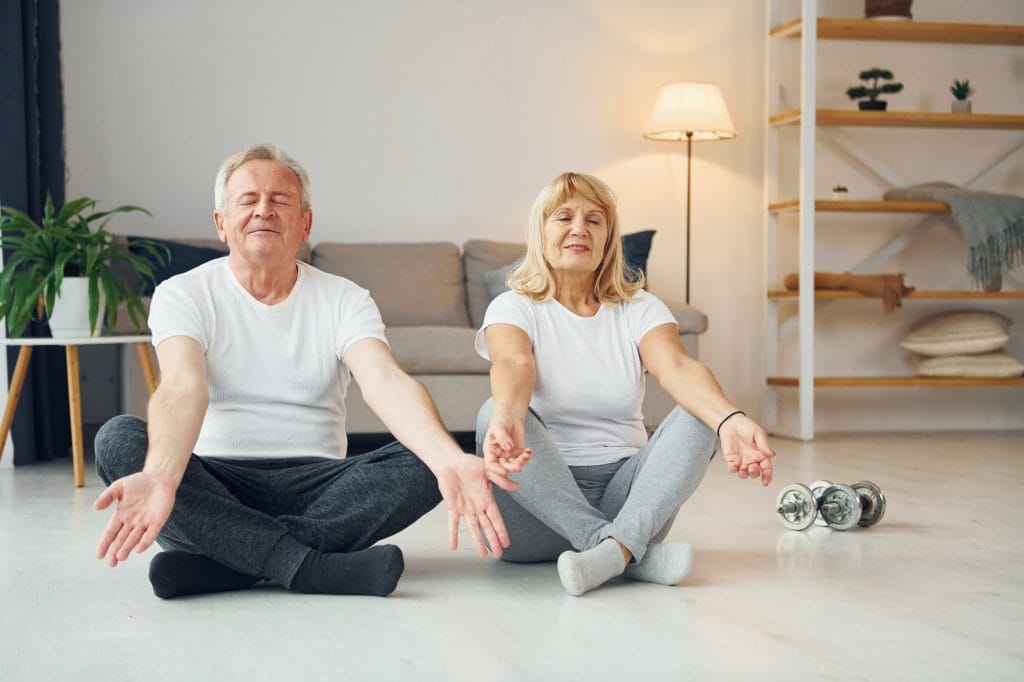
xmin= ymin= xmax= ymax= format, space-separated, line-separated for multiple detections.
xmin=475 ymin=290 xmax=676 ymax=466
xmin=148 ymin=258 xmax=387 ymax=460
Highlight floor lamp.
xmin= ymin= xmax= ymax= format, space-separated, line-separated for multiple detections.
xmin=643 ymin=82 xmax=736 ymax=304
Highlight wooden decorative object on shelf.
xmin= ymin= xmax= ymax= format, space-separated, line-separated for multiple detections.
xmin=864 ymin=0 xmax=913 ymax=21
xmin=783 ymin=271 xmax=915 ymax=311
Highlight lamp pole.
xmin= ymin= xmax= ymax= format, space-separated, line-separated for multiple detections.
xmin=685 ymin=131 xmax=693 ymax=304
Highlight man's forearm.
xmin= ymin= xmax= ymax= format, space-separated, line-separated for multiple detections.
xmin=360 ymin=370 xmax=463 ymax=473
xmin=142 ymin=384 xmax=209 ymax=485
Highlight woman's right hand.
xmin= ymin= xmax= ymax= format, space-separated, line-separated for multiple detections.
xmin=483 ymin=410 xmax=532 ymax=490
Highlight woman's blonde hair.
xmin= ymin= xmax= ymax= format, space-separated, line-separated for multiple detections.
xmin=508 ymin=172 xmax=643 ymax=304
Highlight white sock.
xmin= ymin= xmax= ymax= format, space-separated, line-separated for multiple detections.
xmin=623 ymin=542 xmax=693 ymax=586
xmin=556 ymin=539 xmax=626 ymax=597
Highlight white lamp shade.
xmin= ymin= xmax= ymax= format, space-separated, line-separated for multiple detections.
xmin=643 ymin=82 xmax=736 ymax=142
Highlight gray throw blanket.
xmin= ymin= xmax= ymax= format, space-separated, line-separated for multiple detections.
xmin=883 ymin=182 xmax=1023 ymax=288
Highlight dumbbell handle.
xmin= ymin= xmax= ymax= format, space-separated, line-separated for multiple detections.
xmin=779 ymin=500 xmax=842 ymax=515
xmin=777 ymin=502 xmax=801 ymax=515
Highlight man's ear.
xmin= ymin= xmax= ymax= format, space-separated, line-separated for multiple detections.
xmin=213 ymin=210 xmax=228 ymax=243
xmin=302 ymin=210 xmax=313 ymax=242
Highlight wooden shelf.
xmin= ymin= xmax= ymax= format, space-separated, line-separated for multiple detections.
xmin=770 ymin=109 xmax=1024 ymax=129
xmin=767 ymin=290 xmax=1024 ymax=300
xmin=770 ymin=18 xmax=1024 ymax=46
xmin=767 ymin=376 xmax=1024 ymax=388
xmin=769 ymin=199 xmax=950 ymax=214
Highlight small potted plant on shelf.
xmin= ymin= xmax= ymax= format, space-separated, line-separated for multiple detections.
xmin=832 ymin=185 xmax=849 ymax=200
xmin=950 ymin=79 xmax=975 ymax=113
xmin=846 ymin=68 xmax=904 ymax=111
xmin=0 ymin=194 xmax=167 ymax=338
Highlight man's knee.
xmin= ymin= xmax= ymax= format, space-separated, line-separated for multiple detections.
xmin=94 ymin=415 xmax=148 ymax=484
xmin=369 ymin=445 xmax=442 ymax=510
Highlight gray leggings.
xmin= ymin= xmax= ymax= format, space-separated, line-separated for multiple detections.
xmin=475 ymin=402 xmax=717 ymax=564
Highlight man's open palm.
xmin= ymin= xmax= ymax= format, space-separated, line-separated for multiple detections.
xmin=94 ymin=472 xmax=176 ymax=566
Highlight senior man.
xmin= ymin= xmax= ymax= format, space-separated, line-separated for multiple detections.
xmin=93 ymin=144 xmax=528 ymax=599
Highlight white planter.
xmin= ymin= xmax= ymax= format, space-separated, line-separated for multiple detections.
xmin=47 ymin=277 xmax=104 ymax=338
xmin=951 ymin=100 xmax=972 ymax=113
xmin=832 ymin=191 xmax=849 ymax=201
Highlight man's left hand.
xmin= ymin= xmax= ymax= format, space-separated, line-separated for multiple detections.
xmin=435 ymin=455 xmax=511 ymax=558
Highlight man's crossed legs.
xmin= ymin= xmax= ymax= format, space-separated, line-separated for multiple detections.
xmin=95 ymin=415 xmax=442 ymax=599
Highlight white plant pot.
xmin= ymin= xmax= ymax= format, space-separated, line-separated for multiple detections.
xmin=47 ymin=277 xmax=104 ymax=338
xmin=832 ymin=191 xmax=849 ymax=201
xmin=951 ymin=100 xmax=972 ymax=113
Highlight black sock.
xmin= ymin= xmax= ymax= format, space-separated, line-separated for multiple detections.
xmin=148 ymin=551 xmax=260 ymax=599
xmin=288 ymin=545 xmax=404 ymax=597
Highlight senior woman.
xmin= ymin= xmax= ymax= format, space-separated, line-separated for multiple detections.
xmin=475 ymin=172 xmax=776 ymax=596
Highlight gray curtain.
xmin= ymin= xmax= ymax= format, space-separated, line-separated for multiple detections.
xmin=1 ymin=0 xmax=72 ymax=465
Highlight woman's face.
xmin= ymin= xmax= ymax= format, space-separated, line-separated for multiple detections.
xmin=542 ymin=195 xmax=609 ymax=277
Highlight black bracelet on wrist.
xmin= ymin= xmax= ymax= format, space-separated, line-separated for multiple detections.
xmin=716 ymin=410 xmax=745 ymax=437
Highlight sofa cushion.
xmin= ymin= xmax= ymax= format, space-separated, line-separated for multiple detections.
xmin=464 ymin=240 xmax=527 ymax=328
xmin=386 ymin=326 xmax=490 ymax=374
xmin=311 ymin=242 xmax=470 ymax=327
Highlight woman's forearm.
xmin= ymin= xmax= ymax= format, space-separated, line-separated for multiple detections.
xmin=490 ymin=357 xmax=536 ymax=419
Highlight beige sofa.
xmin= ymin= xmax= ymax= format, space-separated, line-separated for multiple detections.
xmin=120 ymin=239 xmax=708 ymax=434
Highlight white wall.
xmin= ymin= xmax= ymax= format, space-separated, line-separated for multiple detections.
xmin=59 ymin=0 xmax=1023 ymax=435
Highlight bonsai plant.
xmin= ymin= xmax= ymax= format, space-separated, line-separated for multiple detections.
xmin=846 ymin=68 xmax=904 ymax=111
xmin=0 ymin=194 xmax=167 ymax=337
xmin=950 ymin=79 xmax=975 ymax=113
xmin=832 ymin=185 xmax=849 ymax=200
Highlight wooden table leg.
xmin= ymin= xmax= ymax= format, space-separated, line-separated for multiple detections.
xmin=65 ymin=345 xmax=85 ymax=488
xmin=135 ymin=342 xmax=157 ymax=394
xmin=0 ymin=345 xmax=33 ymax=464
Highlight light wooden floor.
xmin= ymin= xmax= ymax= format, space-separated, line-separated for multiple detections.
xmin=2 ymin=431 xmax=1023 ymax=681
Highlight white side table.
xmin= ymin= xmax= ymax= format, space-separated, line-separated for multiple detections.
xmin=0 ymin=335 xmax=156 ymax=487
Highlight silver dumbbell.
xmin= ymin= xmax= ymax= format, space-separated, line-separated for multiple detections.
xmin=850 ymin=480 xmax=887 ymax=528
xmin=775 ymin=483 xmax=818 ymax=531
xmin=776 ymin=479 xmax=887 ymax=531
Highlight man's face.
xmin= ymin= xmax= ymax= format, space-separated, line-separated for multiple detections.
xmin=214 ymin=159 xmax=311 ymax=263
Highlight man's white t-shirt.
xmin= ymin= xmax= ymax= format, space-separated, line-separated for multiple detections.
xmin=475 ymin=290 xmax=677 ymax=466
xmin=148 ymin=258 xmax=387 ymax=460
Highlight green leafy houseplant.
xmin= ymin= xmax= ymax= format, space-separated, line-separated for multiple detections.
xmin=0 ymin=194 xmax=167 ymax=337
xmin=846 ymin=68 xmax=904 ymax=111
xmin=950 ymin=79 xmax=975 ymax=101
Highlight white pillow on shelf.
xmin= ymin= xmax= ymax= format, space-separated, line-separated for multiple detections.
xmin=913 ymin=351 xmax=1024 ymax=378
xmin=900 ymin=310 xmax=1011 ymax=357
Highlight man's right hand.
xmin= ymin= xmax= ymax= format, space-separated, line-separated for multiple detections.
xmin=93 ymin=472 xmax=177 ymax=567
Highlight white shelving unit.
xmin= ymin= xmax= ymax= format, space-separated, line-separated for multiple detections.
xmin=764 ymin=0 xmax=1024 ymax=440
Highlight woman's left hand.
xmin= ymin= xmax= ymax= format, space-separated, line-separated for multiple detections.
xmin=719 ymin=414 xmax=776 ymax=486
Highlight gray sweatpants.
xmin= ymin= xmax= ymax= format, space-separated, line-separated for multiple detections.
xmin=476 ymin=402 xmax=717 ymax=563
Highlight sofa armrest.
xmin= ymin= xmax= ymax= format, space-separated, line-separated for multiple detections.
xmin=660 ymin=300 xmax=708 ymax=336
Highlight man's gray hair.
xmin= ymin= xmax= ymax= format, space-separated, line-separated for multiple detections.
xmin=214 ymin=143 xmax=312 ymax=212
